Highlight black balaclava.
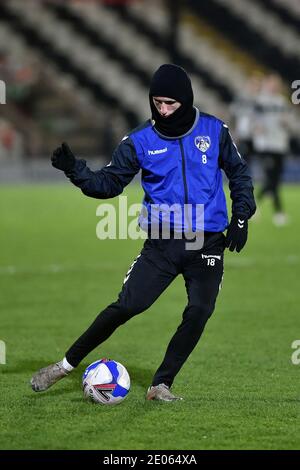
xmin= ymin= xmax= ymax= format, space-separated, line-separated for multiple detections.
xmin=149 ymin=64 xmax=196 ymax=138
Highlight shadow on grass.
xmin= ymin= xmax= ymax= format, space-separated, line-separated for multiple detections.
xmin=123 ymin=363 xmax=153 ymax=389
xmin=26 ymin=381 xmax=79 ymax=400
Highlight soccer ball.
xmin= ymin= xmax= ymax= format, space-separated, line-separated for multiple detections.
xmin=82 ymin=358 xmax=130 ymax=405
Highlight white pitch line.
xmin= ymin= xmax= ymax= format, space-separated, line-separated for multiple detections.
xmin=0 ymin=255 xmax=299 ymax=275
xmin=0 ymin=264 xmax=105 ymax=275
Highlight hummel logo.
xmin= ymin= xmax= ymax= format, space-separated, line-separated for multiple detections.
xmin=238 ymin=219 xmax=245 ymax=229
xmin=201 ymin=254 xmax=221 ymax=260
xmin=148 ymin=147 xmax=168 ymax=155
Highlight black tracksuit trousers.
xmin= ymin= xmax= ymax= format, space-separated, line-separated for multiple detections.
xmin=66 ymin=233 xmax=225 ymax=387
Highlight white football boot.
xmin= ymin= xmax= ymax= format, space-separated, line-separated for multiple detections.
xmin=30 ymin=360 xmax=69 ymax=392
xmin=146 ymin=383 xmax=183 ymax=401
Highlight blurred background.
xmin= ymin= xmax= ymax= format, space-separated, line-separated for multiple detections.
xmin=0 ymin=0 xmax=299 ymax=191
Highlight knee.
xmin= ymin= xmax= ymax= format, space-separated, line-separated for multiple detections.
xmin=185 ymin=302 xmax=215 ymax=324
xmin=104 ymin=300 xmax=145 ymax=322
xmin=116 ymin=293 xmax=153 ymax=317
xmin=96 ymin=302 xmax=132 ymax=327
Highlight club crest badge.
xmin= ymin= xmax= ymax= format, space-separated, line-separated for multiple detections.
xmin=195 ymin=136 xmax=211 ymax=152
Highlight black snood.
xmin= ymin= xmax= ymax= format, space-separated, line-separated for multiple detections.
xmin=149 ymin=64 xmax=196 ymax=138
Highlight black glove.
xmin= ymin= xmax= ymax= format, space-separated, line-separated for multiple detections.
xmin=51 ymin=142 xmax=76 ymax=172
xmin=225 ymin=215 xmax=248 ymax=253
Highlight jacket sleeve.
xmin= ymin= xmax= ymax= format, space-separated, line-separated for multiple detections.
xmin=219 ymin=123 xmax=256 ymax=219
xmin=64 ymin=137 xmax=141 ymax=199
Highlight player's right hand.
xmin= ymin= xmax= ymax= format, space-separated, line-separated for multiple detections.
xmin=51 ymin=142 xmax=76 ymax=172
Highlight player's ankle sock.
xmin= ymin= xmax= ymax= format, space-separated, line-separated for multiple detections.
xmin=62 ymin=357 xmax=75 ymax=372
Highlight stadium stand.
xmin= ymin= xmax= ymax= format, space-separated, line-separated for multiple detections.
xmin=0 ymin=0 xmax=299 ymax=179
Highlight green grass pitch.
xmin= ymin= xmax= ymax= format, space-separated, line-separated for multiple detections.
xmin=0 ymin=182 xmax=299 ymax=450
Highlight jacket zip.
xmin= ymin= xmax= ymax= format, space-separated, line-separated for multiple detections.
xmin=179 ymin=139 xmax=193 ymax=232
xmin=179 ymin=139 xmax=188 ymax=205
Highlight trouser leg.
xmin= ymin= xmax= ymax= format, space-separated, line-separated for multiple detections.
xmin=257 ymin=153 xmax=270 ymax=201
xmin=66 ymin=239 xmax=177 ymax=367
xmin=152 ymin=238 xmax=225 ymax=387
xmin=269 ymin=154 xmax=284 ymax=212
xmin=258 ymin=154 xmax=284 ymax=212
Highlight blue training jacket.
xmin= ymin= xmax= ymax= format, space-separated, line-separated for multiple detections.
xmin=65 ymin=109 xmax=256 ymax=233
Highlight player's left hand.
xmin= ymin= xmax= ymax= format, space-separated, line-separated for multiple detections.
xmin=225 ymin=215 xmax=248 ymax=253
